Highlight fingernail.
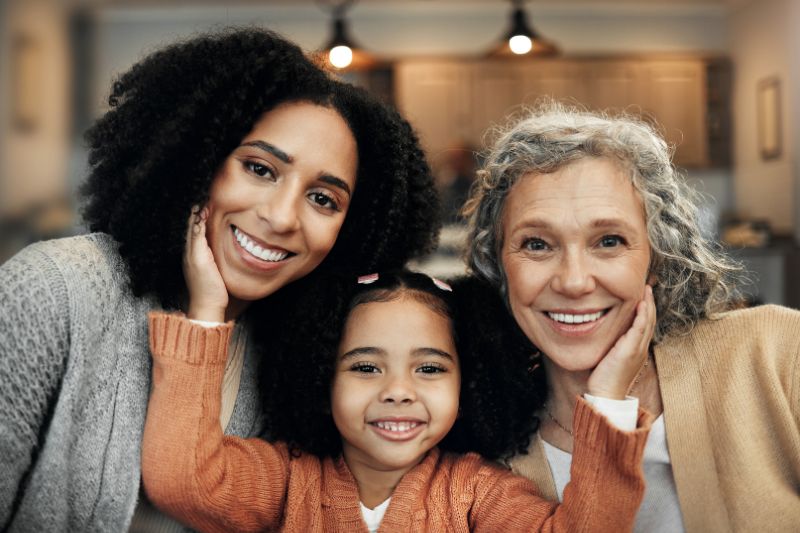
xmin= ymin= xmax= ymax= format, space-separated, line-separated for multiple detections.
xmin=191 ymin=204 xmax=200 ymax=214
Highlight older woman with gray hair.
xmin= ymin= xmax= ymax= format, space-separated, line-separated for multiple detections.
xmin=464 ymin=103 xmax=800 ymax=532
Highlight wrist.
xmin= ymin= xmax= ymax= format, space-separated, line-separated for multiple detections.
xmin=187 ymin=303 xmax=226 ymax=323
xmin=586 ymin=386 xmax=627 ymax=401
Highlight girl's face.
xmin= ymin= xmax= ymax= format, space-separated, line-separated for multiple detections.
xmin=332 ymin=295 xmax=460 ymax=481
xmin=501 ymin=157 xmax=651 ymax=372
xmin=205 ymin=101 xmax=358 ymax=311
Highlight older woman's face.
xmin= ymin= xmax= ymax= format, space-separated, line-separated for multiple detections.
xmin=501 ymin=157 xmax=651 ymax=371
xmin=205 ymin=101 xmax=358 ymax=307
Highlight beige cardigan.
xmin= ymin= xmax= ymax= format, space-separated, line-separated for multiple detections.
xmin=509 ymin=304 xmax=800 ymax=533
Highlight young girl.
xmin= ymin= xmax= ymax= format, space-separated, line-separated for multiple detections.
xmin=141 ymin=213 xmax=655 ymax=532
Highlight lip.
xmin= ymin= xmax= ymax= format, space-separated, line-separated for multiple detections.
xmin=230 ymin=225 xmax=294 ymax=272
xmin=368 ymin=418 xmax=427 ymax=442
xmin=542 ymin=308 xmax=609 ymax=337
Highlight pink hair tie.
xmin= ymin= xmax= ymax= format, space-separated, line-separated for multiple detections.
xmin=357 ymin=273 xmax=379 ymax=284
xmin=431 ymin=277 xmax=452 ymax=292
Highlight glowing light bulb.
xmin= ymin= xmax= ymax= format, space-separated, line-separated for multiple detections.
xmin=509 ymin=35 xmax=532 ymax=55
xmin=329 ymin=45 xmax=353 ymax=69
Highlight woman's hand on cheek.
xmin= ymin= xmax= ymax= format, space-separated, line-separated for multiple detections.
xmin=183 ymin=206 xmax=228 ymax=323
xmin=586 ymin=285 xmax=656 ymax=399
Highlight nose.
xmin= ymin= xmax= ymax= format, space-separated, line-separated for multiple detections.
xmin=551 ymin=248 xmax=596 ymax=297
xmin=255 ymin=182 xmax=301 ymax=234
xmin=378 ymin=373 xmax=416 ymax=405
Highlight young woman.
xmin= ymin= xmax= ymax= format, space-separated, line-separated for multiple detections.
xmin=139 ymin=211 xmax=655 ymax=533
xmin=0 ymin=29 xmax=438 ymax=531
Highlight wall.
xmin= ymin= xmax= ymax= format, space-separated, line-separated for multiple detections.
xmin=729 ymin=0 xmax=796 ymax=235
xmin=91 ymin=3 xmax=728 ymax=116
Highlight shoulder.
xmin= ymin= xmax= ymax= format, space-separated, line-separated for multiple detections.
xmin=691 ymin=305 xmax=800 ymax=351
xmin=660 ymin=304 xmax=800 ymax=379
xmin=12 ymin=233 xmax=133 ymax=303
xmin=3 ymin=233 xmax=125 ymax=288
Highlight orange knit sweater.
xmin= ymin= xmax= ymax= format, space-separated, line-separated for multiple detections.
xmin=142 ymin=313 xmax=651 ymax=532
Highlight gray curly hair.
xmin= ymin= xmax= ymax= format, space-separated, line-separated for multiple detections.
xmin=463 ymin=102 xmax=742 ymax=342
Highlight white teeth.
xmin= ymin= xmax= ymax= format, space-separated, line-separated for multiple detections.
xmin=233 ymin=227 xmax=289 ymax=262
xmin=375 ymin=421 xmax=419 ymax=432
xmin=548 ymin=311 xmax=605 ymax=324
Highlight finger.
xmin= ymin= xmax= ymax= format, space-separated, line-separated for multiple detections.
xmin=640 ymin=285 xmax=656 ymax=348
xmin=186 ymin=206 xmax=199 ymax=246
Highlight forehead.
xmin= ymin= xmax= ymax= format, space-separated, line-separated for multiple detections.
xmin=339 ymin=296 xmax=455 ymax=351
xmin=502 ymin=157 xmax=646 ymax=228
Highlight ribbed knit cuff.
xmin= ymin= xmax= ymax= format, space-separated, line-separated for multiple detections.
xmin=573 ymin=396 xmax=652 ymax=465
xmin=148 ymin=311 xmax=233 ymax=366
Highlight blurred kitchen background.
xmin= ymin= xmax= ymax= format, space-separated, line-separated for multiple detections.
xmin=1 ymin=0 xmax=798 ymax=307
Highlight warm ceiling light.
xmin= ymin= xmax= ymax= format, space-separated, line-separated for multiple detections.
xmin=488 ymin=0 xmax=559 ymax=58
xmin=317 ymin=0 xmax=377 ymax=71
xmin=509 ymin=35 xmax=533 ymax=55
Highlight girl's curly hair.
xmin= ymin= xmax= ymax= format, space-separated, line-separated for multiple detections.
xmin=257 ymin=271 xmax=542 ymax=461
xmin=81 ymin=28 xmax=440 ymax=309
xmin=464 ymin=101 xmax=743 ymax=342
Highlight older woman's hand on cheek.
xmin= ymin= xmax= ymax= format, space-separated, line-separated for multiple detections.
xmin=587 ymin=285 xmax=655 ymax=400
xmin=183 ymin=206 xmax=228 ymax=323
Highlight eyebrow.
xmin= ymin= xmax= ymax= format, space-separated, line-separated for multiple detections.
xmin=339 ymin=346 xmax=455 ymax=362
xmin=589 ymin=217 xmax=637 ymax=232
xmin=239 ymin=141 xmax=352 ymax=197
xmin=511 ymin=216 xmax=635 ymax=233
xmin=240 ymin=140 xmax=292 ymax=163
xmin=320 ymin=175 xmax=352 ymax=197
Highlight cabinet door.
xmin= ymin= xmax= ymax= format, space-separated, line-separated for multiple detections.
xmin=468 ymin=61 xmax=525 ymax=146
xmin=518 ymin=60 xmax=589 ymax=107
xmin=641 ymin=60 xmax=709 ymax=167
xmin=394 ymin=61 xmax=471 ymax=157
xmin=583 ymin=60 xmax=645 ymax=113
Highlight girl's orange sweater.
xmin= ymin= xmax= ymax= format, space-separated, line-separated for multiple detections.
xmin=142 ymin=312 xmax=651 ymax=532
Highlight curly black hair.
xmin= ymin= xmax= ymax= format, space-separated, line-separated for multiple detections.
xmin=257 ymin=271 xmax=544 ymax=462
xmin=81 ymin=28 xmax=440 ymax=309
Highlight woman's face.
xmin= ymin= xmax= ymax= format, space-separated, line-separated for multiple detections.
xmin=500 ymin=157 xmax=651 ymax=371
xmin=205 ymin=101 xmax=358 ymax=307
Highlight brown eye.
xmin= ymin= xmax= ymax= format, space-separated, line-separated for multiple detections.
xmin=308 ymin=192 xmax=340 ymax=211
xmin=244 ymin=161 xmax=274 ymax=179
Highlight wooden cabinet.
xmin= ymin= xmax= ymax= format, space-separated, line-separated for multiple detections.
xmin=394 ymin=57 xmax=715 ymax=168
xmin=640 ymin=61 xmax=709 ymax=167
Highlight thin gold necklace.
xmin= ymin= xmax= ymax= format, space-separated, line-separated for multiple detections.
xmin=544 ymin=357 xmax=650 ymax=437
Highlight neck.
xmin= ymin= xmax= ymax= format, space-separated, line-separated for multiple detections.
xmin=342 ymin=449 xmax=422 ymax=509
xmin=542 ymin=356 xmax=591 ymax=410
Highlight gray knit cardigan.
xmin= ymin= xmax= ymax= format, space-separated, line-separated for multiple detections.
xmin=0 ymin=233 xmax=265 ymax=532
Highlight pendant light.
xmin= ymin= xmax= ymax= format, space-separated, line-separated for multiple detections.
xmin=317 ymin=0 xmax=377 ymax=71
xmin=488 ymin=0 xmax=559 ymax=58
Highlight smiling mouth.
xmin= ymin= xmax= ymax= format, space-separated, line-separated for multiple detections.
xmin=372 ymin=420 xmax=422 ymax=432
xmin=368 ymin=419 xmax=427 ymax=441
xmin=546 ymin=309 xmax=609 ymax=325
xmin=232 ymin=226 xmax=294 ymax=262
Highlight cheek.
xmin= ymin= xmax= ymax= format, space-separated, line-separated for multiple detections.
xmin=306 ymin=215 xmax=347 ymax=256
xmin=330 ymin=379 xmax=364 ymax=426
xmin=504 ymin=260 xmax=545 ymax=309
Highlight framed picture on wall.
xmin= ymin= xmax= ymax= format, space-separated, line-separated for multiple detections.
xmin=757 ymin=76 xmax=781 ymax=160
xmin=11 ymin=32 xmax=43 ymax=133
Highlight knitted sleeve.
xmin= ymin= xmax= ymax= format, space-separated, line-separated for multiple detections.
xmin=0 ymin=243 xmax=71 ymax=527
xmin=142 ymin=312 xmax=290 ymax=533
xmin=469 ymin=399 xmax=651 ymax=533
